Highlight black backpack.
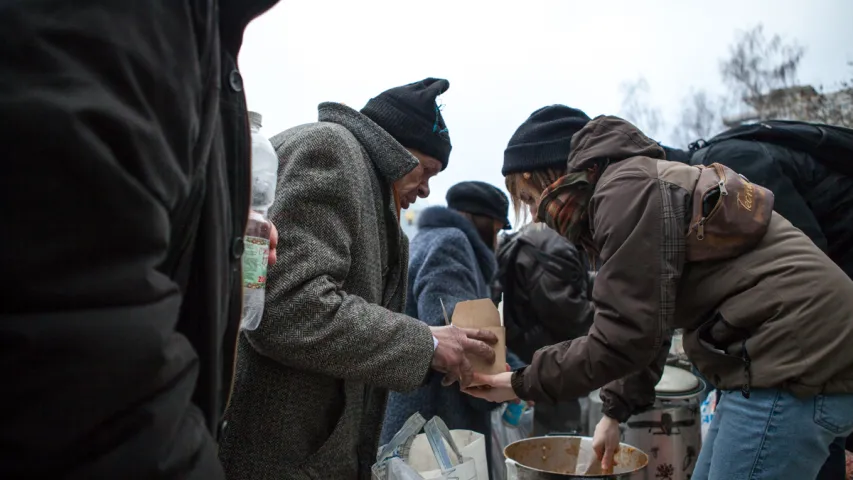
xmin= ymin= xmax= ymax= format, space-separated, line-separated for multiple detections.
xmin=689 ymin=120 xmax=853 ymax=177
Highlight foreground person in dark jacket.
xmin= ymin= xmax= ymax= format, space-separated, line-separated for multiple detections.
xmin=688 ymin=124 xmax=853 ymax=479
xmin=382 ymin=181 xmax=517 ymax=477
xmin=467 ymin=114 xmax=853 ymax=479
xmin=0 ymin=1 xmax=277 ymax=478
xmin=492 ymin=224 xmax=594 ymax=435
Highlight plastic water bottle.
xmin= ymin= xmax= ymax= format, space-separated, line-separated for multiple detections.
xmin=241 ymin=111 xmax=278 ymax=331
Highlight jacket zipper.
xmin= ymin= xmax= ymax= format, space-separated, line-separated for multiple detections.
xmin=693 ymin=164 xmax=729 ymax=240
xmin=741 ymin=338 xmax=751 ymax=399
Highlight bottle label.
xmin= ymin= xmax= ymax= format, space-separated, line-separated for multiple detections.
xmin=243 ymin=236 xmax=270 ymax=289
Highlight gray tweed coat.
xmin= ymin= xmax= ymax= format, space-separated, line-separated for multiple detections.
xmin=219 ymin=103 xmax=436 ymax=479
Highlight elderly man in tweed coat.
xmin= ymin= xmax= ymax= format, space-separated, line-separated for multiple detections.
xmin=219 ymin=78 xmax=498 ymax=479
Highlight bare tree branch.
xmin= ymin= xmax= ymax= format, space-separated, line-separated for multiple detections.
xmin=720 ymin=24 xmax=805 ymax=120
xmin=804 ymin=63 xmax=853 ymax=127
xmin=671 ymin=89 xmax=724 ymax=148
xmin=619 ymin=77 xmax=663 ymax=138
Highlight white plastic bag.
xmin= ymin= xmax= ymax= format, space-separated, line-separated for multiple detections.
xmin=373 ymin=413 xmax=484 ymax=480
xmin=489 ymin=403 xmax=534 ymax=480
xmin=408 ymin=429 xmax=486 ymax=480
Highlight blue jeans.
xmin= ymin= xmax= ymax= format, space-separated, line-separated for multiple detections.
xmin=693 ymin=389 xmax=853 ymax=480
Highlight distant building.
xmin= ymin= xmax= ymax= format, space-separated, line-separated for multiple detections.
xmin=723 ymin=84 xmax=853 ymax=128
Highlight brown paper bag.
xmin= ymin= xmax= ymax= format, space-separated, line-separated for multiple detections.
xmin=450 ymin=299 xmax=506 ymax=375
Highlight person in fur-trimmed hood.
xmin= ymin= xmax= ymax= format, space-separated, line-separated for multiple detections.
xmin=219 ymin=79 xmax=498 ymax=480
xmin=381 ymin=181 xmax=523 ymax=479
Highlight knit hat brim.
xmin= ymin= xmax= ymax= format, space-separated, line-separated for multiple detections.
xmin=502 ymin=137 xmax=575 ymax=175
xmin=502 ymin=105 xmax=591 ymax=176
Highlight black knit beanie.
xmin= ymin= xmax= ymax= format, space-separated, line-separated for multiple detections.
xmin=446 ymin=181 xmax=512 ymax=230
xmin=361 ymin=78 xmax=452 ymax=170
xmin=502 ymin=105 xmax=591 ymax=175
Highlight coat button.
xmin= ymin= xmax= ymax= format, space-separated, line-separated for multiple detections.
xmin=231 ymin=236 xmax=244 ymax=259
xmin=228 ymin=69 xmax=243 ymax=92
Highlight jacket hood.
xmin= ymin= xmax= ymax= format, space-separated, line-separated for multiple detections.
xmin=568 ymin=115 xmax=666 ymax=172
xmin=417 ymin=206 xmax=497 ymax=281
xmin=318 ymin=102 xmax=419 ymax=184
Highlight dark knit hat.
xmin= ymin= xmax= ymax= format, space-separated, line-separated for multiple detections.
xmin=446 ymin=181 xmax=512 ymax=230
xmin=361 ymin=78 xmax=452 ymax=170
xmin=502 ymin=105 xmax=591 ymax=175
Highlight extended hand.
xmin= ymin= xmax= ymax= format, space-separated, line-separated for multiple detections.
xmin=462 ymin=371 xmax=518 ymax=403
xmin=592 ymin=415 xmax=621 ymax=472
xmin=429 ymin=325 xmax=497 ymax=388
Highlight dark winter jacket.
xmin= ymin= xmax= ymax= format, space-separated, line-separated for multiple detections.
xmin=381 ymin=207 xmax=521 ymax=469
xmin=690 ymin=137 xmax=853 ymax=279
xmin=0 ymin=1 xmax=276 ymax=478
xmin=493 ymin=225 xmax=595 ymax=364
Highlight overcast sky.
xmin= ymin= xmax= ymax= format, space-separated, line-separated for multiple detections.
xmin=238 ymin=0 xmax=853 ymax=210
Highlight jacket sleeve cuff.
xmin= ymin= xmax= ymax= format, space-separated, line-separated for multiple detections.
xmin=511 ymin=367 xmax=528 ymax=399
xmin=600 ymin=390 xmax=632 ymax=423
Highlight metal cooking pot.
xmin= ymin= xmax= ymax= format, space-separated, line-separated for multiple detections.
xmin=504 ymin=436 xmax=648 ymax=479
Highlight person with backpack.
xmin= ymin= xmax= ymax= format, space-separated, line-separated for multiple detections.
xmin=688 ymin=120 xmax=853 ymax=479
xmin=382 ymin=180 xmax=521 ymax=478
xmin=688 ymin=121 xmax=853 ymax=279
xmin=1 ymin=1 xmax=279 ymax=478
xmin=219 ymin=79 xmax=498 ymax=479
xmin=464 ymin=113 xmax=853 ymax=479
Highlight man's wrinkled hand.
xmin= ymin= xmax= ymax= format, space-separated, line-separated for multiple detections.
xmin=429 ymin=325 xmax=497 ymax=388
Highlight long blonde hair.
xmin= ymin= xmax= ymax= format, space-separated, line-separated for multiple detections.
xmin=504 ymin=168 xmax=566 ymax=224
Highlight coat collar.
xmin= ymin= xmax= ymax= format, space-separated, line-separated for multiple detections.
xmin=418 ymin=206 xmax=497 ymax=281
xmin=318 ymin=102 xmax=419 ymax=185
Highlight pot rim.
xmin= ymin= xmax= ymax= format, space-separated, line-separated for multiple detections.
xmin=504 ymin=435 xmax=649 ymax=478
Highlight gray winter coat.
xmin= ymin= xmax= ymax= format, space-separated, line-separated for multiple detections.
xmin=219 ymin=103 xmax=436 ymax=479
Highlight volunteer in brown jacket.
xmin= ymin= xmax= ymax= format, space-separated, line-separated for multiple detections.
xmin=465 ymin=110 xmax=853 ymax=480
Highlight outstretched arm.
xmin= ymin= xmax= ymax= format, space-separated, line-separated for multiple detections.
xmin=512 ymin=173 xmax=684 ymax=420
